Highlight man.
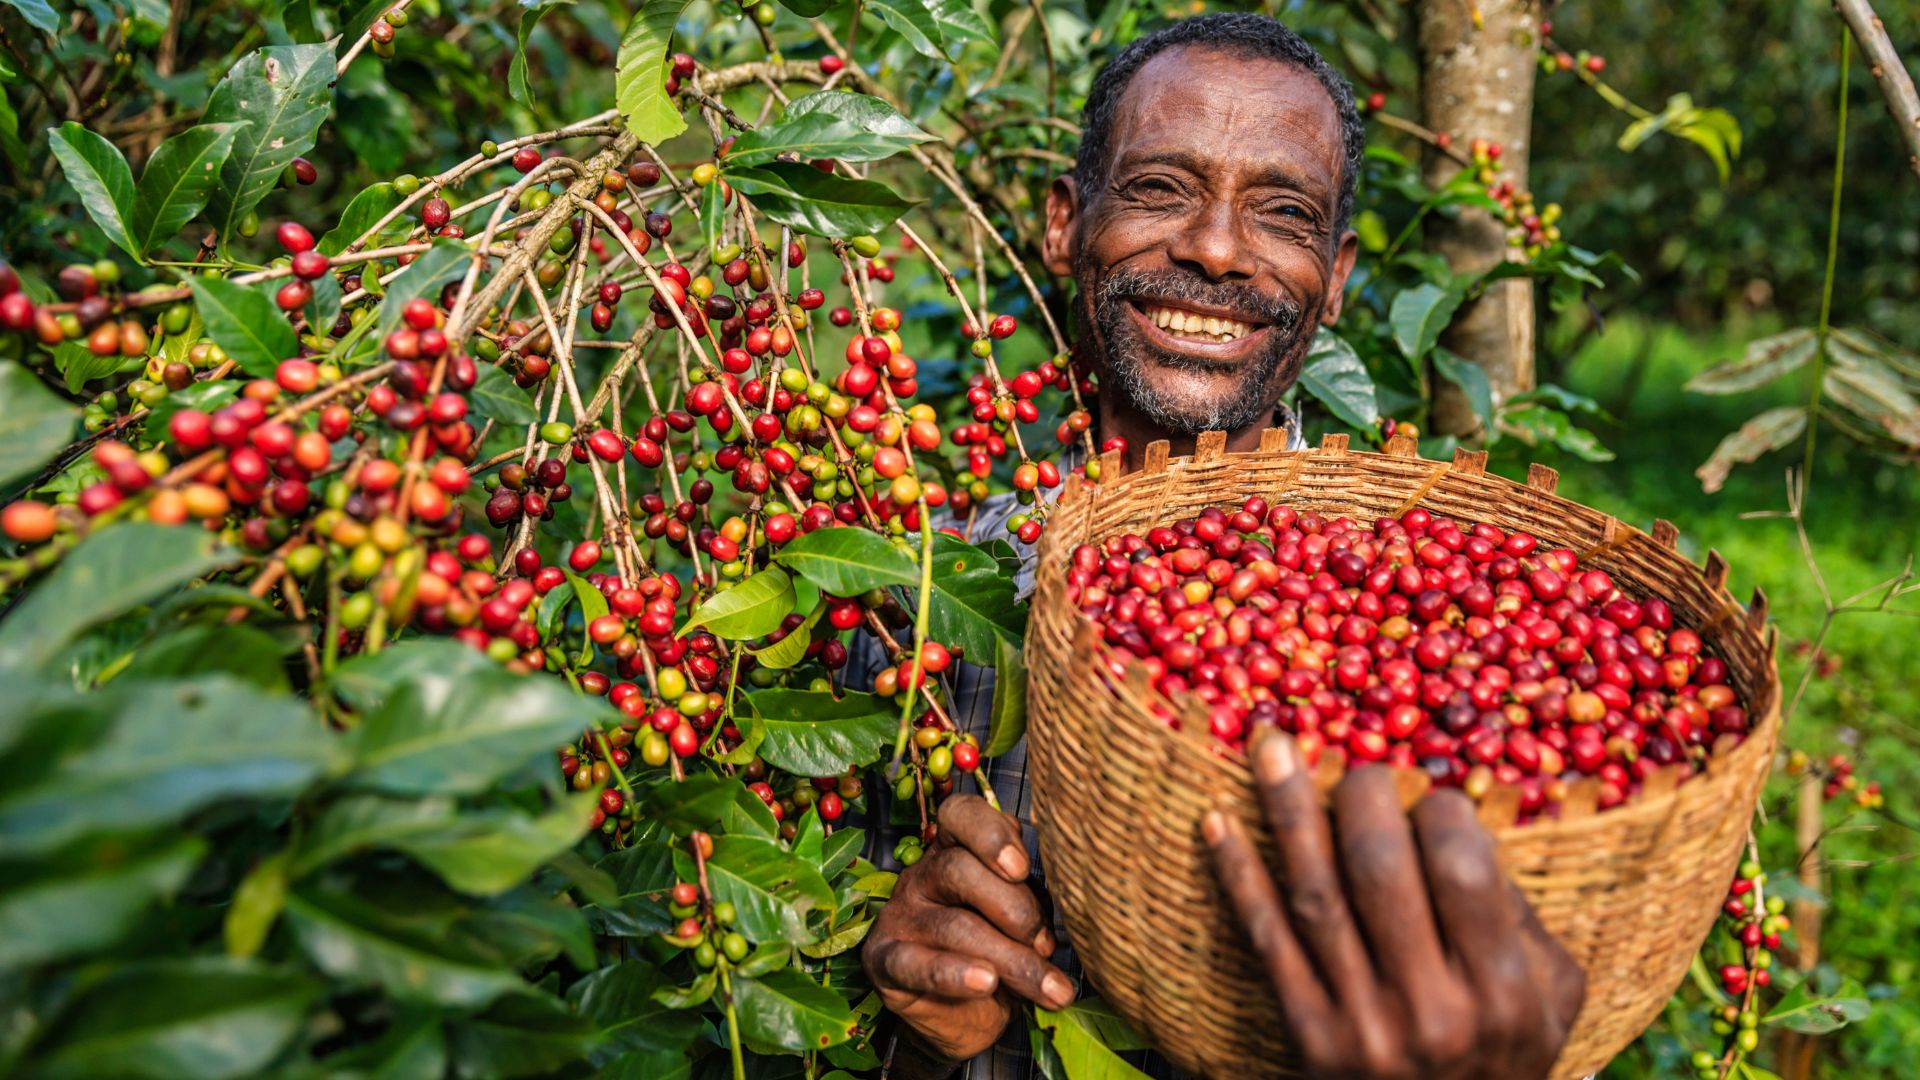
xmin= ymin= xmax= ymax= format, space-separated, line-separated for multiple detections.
xmin=861 ymin=13 xmax=1588 ymax=1079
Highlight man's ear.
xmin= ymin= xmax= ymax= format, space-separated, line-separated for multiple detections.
xmin=1042 ymin=176 xmax=1079 ymax=277
xmin=1319 ymin=228 xmax=1360 ymax=327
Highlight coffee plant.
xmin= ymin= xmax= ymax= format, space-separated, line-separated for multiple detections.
xmin=0 ymin=1 xmax=1904 ymax=1078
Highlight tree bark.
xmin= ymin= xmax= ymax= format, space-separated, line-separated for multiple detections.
xmin=1415 ymin=0 xmax=1540 ymax=438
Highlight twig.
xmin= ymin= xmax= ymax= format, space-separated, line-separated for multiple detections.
xmin=1834 ymin=0 xmax=1920 ymax=181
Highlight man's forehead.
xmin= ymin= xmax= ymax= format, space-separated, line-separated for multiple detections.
xmin=1105 ymin=45 xmax=1345 ymax=183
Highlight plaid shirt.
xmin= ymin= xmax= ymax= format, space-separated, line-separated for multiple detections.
xmin=854 ymin=411 xmax=1304 ymax=1080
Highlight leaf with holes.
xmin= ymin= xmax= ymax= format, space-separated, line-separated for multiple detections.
xmin=202 ymin=44 xmax=333 ymax=246
xmin=1686 ymin=329 xmax=1815 ymax=395
xmin=1694 ymin=405 xmax=1806 ymax=493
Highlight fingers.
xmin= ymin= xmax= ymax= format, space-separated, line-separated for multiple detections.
xmin=1202 ymin=808 xmax=1333 ymax=1045
xmin=936 ymin=793 xmax=1029 ymax=882
xmin=1411 ymin=790 xmax=1548 ymax=1062
xmin=1331 ymin=768 xmax=1452 ymax=985
xmin=867 ymin=937 xmax=1000 ymax=1000
xmin=923 ymin=907 xmax=1076 ymax=1010
xmin=912 ymin=846 xmax=1051 ymax=952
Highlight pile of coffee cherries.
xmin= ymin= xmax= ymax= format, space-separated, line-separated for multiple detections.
xmin=1064 ymin=497 xmax=1752 ymax=817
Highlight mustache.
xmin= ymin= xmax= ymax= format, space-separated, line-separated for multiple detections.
xmin=1093 ymin=267 xmax=1303 ymax=331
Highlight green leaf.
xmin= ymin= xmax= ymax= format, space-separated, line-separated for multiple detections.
xmin=631 ymin=773 xmax=743 ymax=835
xmin=55 ymin=339 xmax=137 ymax=394
xmin=311 ymin=1010 xmax=445 ymax=1078
xmin=732 ymin=968 xmax=859 ymax=1052
xmin=775 ymin=525 xmax=919 ymax=593
xmin=1389 ymin=279 xmax=1467 ymax=365
xmin=1034 ymin=1001 xmax=1153 ymax=1080
xmin=674 ymin=834 xmax=835 ymax=946
xmin=772 ymin=0 xmax=838 ymax=15
xmin=1299 ymin=328 xmax=1380 ymax=431
xmin=120 ymin=622 xmax=296 ymax=691
xmin=0 ymin=676 xmax=342 ymax=858
xmin=285 ymin=882 xmax=531 ymax=1007
xmin=680 ymin=566 xmax=795 ymax=640
xmin=726 ymin=111 xmax=932 ymax=169
xmin=223 ymin=849 xmax=290 ymax=959
xmin=203 ymin=44 xmax=335 ymax=245
xmin=385 ymin=793 xmax=597 ymax=895
xmin=470 ymin=362 xmax=541 ymax=425
xmin=1432 ymin=347 xmax=1494 ymax=430
xmin=651 ymin=968 xmax=717 ymax=1009
xmin=564 ymin=568 xmax=609 ymax=665
xmin=0 ymin=835 xmax=206 ymax=967
xmin=727 ymin=162 xmax=917 ymax=238
xmin=0 ymin=361 xmax=79 ymax=492
xmin=926 ymin=532 xmax=1025 ymax=659
xmin=1 ymin=0 xmax=58 ymax=34
xmin=785 ymin=91 xmax=933 ymax=144
xmin=750 ymin=599 xmax=825 ymax=670
xmin=317 ymin=181 xmax=404 ymax=256
xmin=1686 ymin=329 xmax=1816 ymax=395
xmin=614 ymin=0 xmax=691 ymax=147
xmin=372 ymin=238 xmax=469 ymax=342
xmin=447 ymin=991 xmax=604 ymax=1078
xmin=1693 ymin=405 xmax=1807 ymax=494
xmin=799 ymin=916 xmax=874 ymax=959
xmin=748 ymin=689 xmax=899 ymax=774
xmin=19 ymin=959 xmax=317 ymax=1080
xmin=130 ymin=122 xmax=244 ymax=256
xmin=984 ymin=633 xmax=1027 ymax=756
xmin=343 ymin=640 xmax=614 ymax=796
xmin=186 ymin=276 xmax=297 ymax=377
xmin=866 ymin=0 xmax=942 ymax=59
xmin=0 ymin=522 xmax=228 ymax=671
xmin=924 ymin=0 xmax=995 ymax=53
xmin=1823 ymin=362 xmax=1920 ymax=447
xmin=511 ymin=1 xmax=577 ymax=107
xmin=291 ymin=794 xmax=460 ymax=875
xmin=596 ymin=1050 xmax=695 ymax=1080
xmin=1763 ymin=978 xmax=1870 ymax=1034
xmin=48 ymin=121 xmax=137 ymax=259
xmin=568 ymin=960 xmax=706 ymax=1054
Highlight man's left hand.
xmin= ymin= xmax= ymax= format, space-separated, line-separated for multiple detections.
xmin=1203 ymin=732 xmax=1587 ymax=1079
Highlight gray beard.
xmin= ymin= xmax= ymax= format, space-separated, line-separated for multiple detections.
xmin=1079 ymin=261 xmax=1310 ymax=436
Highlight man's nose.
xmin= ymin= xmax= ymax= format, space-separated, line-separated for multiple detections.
xmin=1166 ymin=198 xmax=1253 ymax=282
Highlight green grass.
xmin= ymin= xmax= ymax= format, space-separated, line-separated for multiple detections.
xmin=1509 ymin=317 xmax=1918 ymax=1076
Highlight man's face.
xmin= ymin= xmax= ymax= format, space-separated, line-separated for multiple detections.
xmin=1044 ymin=46 xmax=1358 ymax=435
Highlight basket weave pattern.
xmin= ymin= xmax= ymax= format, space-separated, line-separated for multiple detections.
xmin=1024 ymin=431 xmax=1781 ymax=1080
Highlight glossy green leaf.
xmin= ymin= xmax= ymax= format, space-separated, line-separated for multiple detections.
xmin=750 ymin=599 xmax=825 ymax=669
xmin=56 ymin=338 xmax=137 ymax=393
xmin=680 ymin=565 xmax=795 ymax=640
xmin=0 ymin=676 xmax=341 ymax=858
xmin=203 ymin=44 xmax=335 ymax=244
xmin=799 ymin=917 xmax=874 ymax=959
xmin=865 ymin=0 xmax=942 ymax=59
xmin=285 ymin=882 xmax=530 ymax=1007
xmin=567 ymin=960 xmax=706 ymax=1053
xmin=0 ymin=835 xmax=206 ymax=968
xmin=674 ymin=834 xmax=835 ymax=946
xmin=925 ymin=532 xmax=1024 ymax=659
xmin=984 ymin=633 xmax=1027 ymax=756
xmin=1693 ymin=405 xmax=1806 ymax=494
xmin=186 ymin=275 xmax=297 ymax=377
xmin=130 ymin=122 xmax=244 ymax=256
xmin=470 ymin=362 xmax=541 ymax=424
xmin=1034 ymin=1001 xmax=1153 ymax=1080
xmin=1389 ymin=279 xmax=1466 ymax=366
xmin=0 ymin=522 xmax=229 ymax=671
xmin=1762 ymin=978 xmax=1870 ymax=1034
xmin=585 ymin=840 xmax=677 ymax=936
xmin=48 ymin=121 xmax=137 ymax=259
xmin=20 ymin=958 xmax=318 ymax=1080
xmin=372 ymin=238 xmax=469 ymax=341
xmin=511 ymin=1 xmax=577 ymax=107
xmin=614 ymin=0 xmax=691 ymax=146
xmin=748 ymin=689 xmax=899 ymax=774
xmin=732 ymin=968 xmax=859 ymax=1052
xmin=775 ymin=524 xmax=919 ymax=593
xmin=317 ymin=181 xmax=404 ymax=255
xmin=1299 ymin=328 xmax=1380 ymax=431
xmin=726 ymin=111 xmax=931 ymax=169
xmin=651 ymin=968 xmax=717 ymax=1009
xmin=385 ymin=793 xmax=597 ymax=895
xmin=785 ymin=91 xmax=931 ymax=143
xmin=631 ymin=773 xmax=743 ymax=835
xmin=0 ymin=361 xmax=79 ymax=491
xmin=2 ymin=0 xmax=58 ymax=33
xmin=924 ymin=0 xmax=995 ymax=53
xmin=1432 ymin=347 xmax=1493 ymax=430
xmin=120 ymin=623 xmax=296 ymax=691
xmin=343 ymin=640 xmax=614 ymax=796
xmin=727 ymin=163 xmax=917 ymax=238
xmin=1686 ymin=329 xmax=1816 ymax=395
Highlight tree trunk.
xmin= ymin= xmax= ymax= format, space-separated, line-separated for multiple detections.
xmin=1415 ymin=0 xmax=1540 ymax=438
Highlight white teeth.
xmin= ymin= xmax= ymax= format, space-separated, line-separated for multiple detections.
xmin=1144 ymin=305 xmax=1252 ymax=343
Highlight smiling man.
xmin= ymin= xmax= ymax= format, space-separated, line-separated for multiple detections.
xmin=861 ymin=13 xmax=1587 ymax=1079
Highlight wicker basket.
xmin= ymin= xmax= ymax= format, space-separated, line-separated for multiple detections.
xmin=1025 ymin=430 xmax=1780 ymax=1080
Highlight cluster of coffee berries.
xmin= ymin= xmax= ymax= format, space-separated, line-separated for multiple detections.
xmin=366 ymin=5 xmax=408 ymax=59
xmin=1691 ymin=860 xmax=1790 ymax=1073
xmin=1065 ymin=498 xmax=1751 ymax=818
xmin=1785 ymin=749 xmax=1883 ymax=808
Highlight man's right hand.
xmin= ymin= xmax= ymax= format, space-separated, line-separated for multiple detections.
xmin=862 ymin=794 xmax=1076 ymax=1069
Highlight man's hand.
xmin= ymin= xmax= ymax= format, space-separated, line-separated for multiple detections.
xmin=1204 ymin=733 xmax=1587 ymax=1079
xmin=863 ymin=794 xmax=1076 ymax=1070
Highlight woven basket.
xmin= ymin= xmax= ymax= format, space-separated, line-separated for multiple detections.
xmin=1025 ymin=430 xmax=1780 ymax=1080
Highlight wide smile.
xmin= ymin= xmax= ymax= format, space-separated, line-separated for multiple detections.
xmin=1126 ymin=299 xmax=1273 ymax=361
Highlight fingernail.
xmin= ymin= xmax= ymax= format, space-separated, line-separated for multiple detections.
xmin=997 ymin=845 xmax=1026 ymax=880
xmin=1201 ymin=810 xmax=1228 ymax=845
xmin=1254 ymin=732 xmax=1297 ymax=785
xmin=964 ymin=966 xmax=997 ymax=994
xmin=1043 ymin=972 xmax=1075 ymax=1008
xmin=1034 ymin=928 xmax=1055 ymax=956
